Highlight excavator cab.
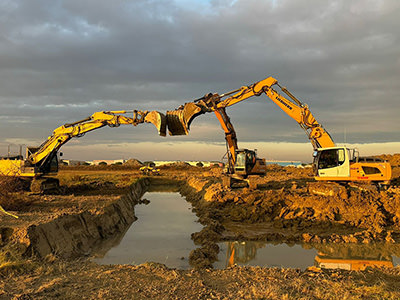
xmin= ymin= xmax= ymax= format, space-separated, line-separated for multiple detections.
xmin=234 ymin=149 xmax=266 ymax=177
xmin=314 ymin=146 xmax=391 ymax=183
xmin=234 ymin=149 xmax=255 ymax=176
xmin=313 ymin=147 xmax=350 ymax=178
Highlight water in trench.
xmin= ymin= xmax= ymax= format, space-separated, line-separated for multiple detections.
xmin=214 ymin=241 xmax=400 ymax=270
xmin=94 ymin=191 xmax=400 ymax=271
xmin=94 ymin=192 xmax=203 ymax=269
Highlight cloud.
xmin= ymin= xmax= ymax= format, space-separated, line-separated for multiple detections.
xmin=0 ymin=0 xmax=399 ymax=159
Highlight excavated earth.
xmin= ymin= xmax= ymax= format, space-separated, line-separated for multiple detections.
xmin=0 ymin=155 xmax=400 ymax=299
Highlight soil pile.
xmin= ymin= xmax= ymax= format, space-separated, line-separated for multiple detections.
xmin=185 ymin=171 xmax=400 ymax=244
xmin=123 ymin=158 xmax=143 ymax=167
xmin=377 ymin=153 xmax=400 ymax=167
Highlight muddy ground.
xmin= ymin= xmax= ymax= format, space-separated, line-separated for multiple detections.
xmin=1 ymin=154 xmax=400 ymax=299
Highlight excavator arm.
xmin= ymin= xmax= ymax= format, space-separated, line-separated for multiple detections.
xmin=213 ymin=107 xmax=238 ymax=173
xmin=206 ymin=77 xmax=335 ymax=149
xmin=27 ymin=110 xmax=166 ymax=167
xmin=165 ymin=77 xmax=335 ymax=150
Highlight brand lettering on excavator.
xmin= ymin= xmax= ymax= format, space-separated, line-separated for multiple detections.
xmin=276 ymin=96 xmax=293 ymax=110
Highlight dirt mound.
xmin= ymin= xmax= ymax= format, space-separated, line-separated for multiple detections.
xmin=0 ymin=177 xmax=31 ymax=211
xmin=377 ymin=153 xmax=400 ymax=167
xmin=162 ymin=161 xmax=192 ymax=169
xmin=184 ymin=175 xmax=400 ymax=244
xmin=189 ymin=241 xmax=219 ymax=269
xmin=123 ymin=159 xmax=143 ymax=167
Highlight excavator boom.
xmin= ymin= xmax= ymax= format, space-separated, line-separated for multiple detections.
xmin=28 ymin=110 xmax=166 ymax=166
xmin=211 ymin=77 xmax=335 ymax=149
xmin=165 ymin=77 xmax=334 ymax=149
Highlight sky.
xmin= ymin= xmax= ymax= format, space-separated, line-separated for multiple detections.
xmin=0 ymin=0 xmax=399 ymax=162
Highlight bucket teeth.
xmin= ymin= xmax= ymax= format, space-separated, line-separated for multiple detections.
xmin=166 ymin=102 xmax=209 ymax=136
xmin=144 ymin=111 xmax=167 ymax=136
xmin=166 ymin=110 xmax=188 ymax=135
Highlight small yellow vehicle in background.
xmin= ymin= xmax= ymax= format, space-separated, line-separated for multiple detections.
xmin=139 ymin=166 xmax=160 ymax=176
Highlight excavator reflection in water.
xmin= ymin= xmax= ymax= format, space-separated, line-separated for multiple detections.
xmin=225 ymin=241 xmax=263 ymax=267
xmin=223 ymin=241 xmax=396 ymax=271
xmin=314 ymin=244 xmax=395 ymax=271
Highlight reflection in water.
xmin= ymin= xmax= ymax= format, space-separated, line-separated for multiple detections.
xmin=94 ymin=192 xmax=202 ymax=269
xmin=315 ymin=253 xmax=393 ymax=271
xmin=218 ymin=241 xmax=400 ymax=271
xmin=314 ymin=243 xmax=396 ymax=271
xmin=215 ymin=241 xmax=317 ymax=269
xmin=226 ymin=241 xmax=263 ymax=267
xmin=93 ymin=189 xmax=400 ymax=271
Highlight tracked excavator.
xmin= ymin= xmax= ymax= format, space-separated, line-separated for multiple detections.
xmin=162 ymin=76 xmax=391 ymax=185
xmin=162 ymin=96 xmax=266 ymax=188
xmin=212 ymin=107 xmax=267 ymax=188
xmin=0 ymin=110 xmax=166 ymax=192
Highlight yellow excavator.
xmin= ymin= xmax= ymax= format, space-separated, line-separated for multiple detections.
xmin=0 ymin=110 xmax=165 ymax=192
xmin=163 ymin=76 xmax=391 ymax=185
xmin=212 ymin=107 xmax=267 ymax=187
xmin=165 ymin=99 xmax=266 ymax=187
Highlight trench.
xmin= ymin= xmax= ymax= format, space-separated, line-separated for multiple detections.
xmin=23 ymin=178 xmax=151 ymax=259
xmin=16 ymin=177 xmax=400 ymax=272
xmin=92 ymin=186 xmax=400 ymax=271
xmin=93 ymin=191 xmax=202 ymax=269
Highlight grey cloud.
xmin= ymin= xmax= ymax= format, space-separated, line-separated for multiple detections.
xmin=0 ymin=0 xmax=399 ymax=153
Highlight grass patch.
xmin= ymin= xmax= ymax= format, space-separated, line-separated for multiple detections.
xmin=0 ymin=249 xmax=36 ymax=277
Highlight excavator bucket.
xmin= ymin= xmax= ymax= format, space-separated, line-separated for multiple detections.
xmin=166 ymin=102 xmax=208 ymax=135
xmin=144 ymin=111 xmax=167 ymax=136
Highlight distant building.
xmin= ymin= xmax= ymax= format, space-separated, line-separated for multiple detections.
xmin=153 ymin=160 xmax=221 ymax=167
xmin=92 ymin=159 xmax=126 ymax=165
xmin=61 ymin=159 xmax=90 ymax=166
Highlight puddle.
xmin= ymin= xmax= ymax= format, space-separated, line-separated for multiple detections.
xmin=94 ymin=192 xmax=202 ymax=269
xmin=214 ymin=242 xmax=316 ymax=269
xmin=214 ymin=241 xmax=400 ymax=271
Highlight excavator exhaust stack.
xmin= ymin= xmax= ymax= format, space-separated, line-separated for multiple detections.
xmin=166 ymin=102 xmax=208 ymax=136
xmin=144 ymin=111 xmax=167 ymax=137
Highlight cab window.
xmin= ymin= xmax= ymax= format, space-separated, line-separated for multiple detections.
xmin=318 ymin=149 xmax=346 ymax=169
xmin=236 ymin=153 xmax=246 ymax=168
xmin=362 ymin=166 xmax=382 ymax=175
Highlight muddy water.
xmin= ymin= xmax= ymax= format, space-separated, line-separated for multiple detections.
xmin=94 ymin=192 xmax=202 ymax=269
xmin=215 ymin=241 xmax=400 ymax=270
xmin=215 ymin=242 xmax=317 ymax=269
xmin=93 ymin=191 xmax=400 ymax=271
